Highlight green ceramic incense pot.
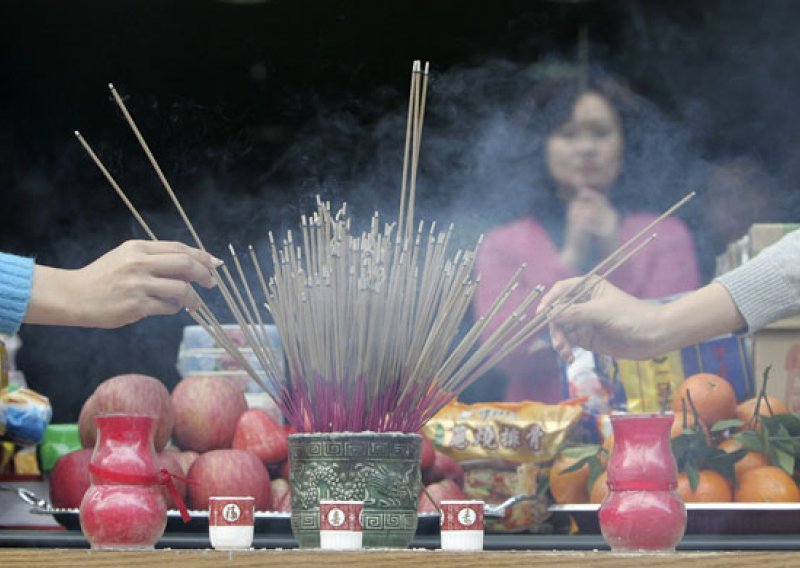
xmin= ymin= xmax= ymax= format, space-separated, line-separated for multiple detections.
xmin=288 ymin=432 xmax=422 ymax=548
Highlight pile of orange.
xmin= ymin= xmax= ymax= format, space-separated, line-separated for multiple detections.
xmin=547 ymin=372 xmax=800 ymax=505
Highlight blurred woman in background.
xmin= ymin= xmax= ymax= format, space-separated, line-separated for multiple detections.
xmin=473 ymin=64 xmax=700 ymax=403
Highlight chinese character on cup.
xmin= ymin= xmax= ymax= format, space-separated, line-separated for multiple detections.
xmin=440 ymin=500 xmax=484 ymax=551
xmin=209 ymin=496 xmax=255 ymax=550
xmin=319 ymin=500 xmax=363 ymax=550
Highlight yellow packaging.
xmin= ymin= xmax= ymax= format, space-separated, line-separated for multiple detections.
xmin=0 ymin=441 xmax=13 ymax=474
xmin=12 ymin=445 xmax=40 ymax=476
xmin=614 ymin=353 xmax=684 ymax=413
xmin=422 ymin=400 xmax=582 ymax=465
xmin=423 ymin=400 xmax=582 ymax=532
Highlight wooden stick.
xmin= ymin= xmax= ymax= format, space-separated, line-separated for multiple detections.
xmin=397 ymin=61 xmax=419 ymax=242
xmin=108 ymin=84 xmax=208 ymax=253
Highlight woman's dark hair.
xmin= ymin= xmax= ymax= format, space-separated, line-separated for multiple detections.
xmin=522 ymin=60 xmax=698 ymax=218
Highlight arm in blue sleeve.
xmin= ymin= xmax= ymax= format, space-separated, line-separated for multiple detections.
xmin=0 ymin=252 xmax=35 ymax=335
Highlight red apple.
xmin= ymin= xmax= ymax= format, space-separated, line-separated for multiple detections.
xmin=157 ymin=451 xmax=187 ymax=510
xmin=79 ymin=374 xmax=174 ymax=451
xmin=420 ymin=435 xmax=435 ymax=472
xmin=49 ymin=448 xmax=93 ymax=509
xmin=77 ymin=394 xmax=98 ymax=449
xmin=232 ymin=409 xmax=289 ymax=464
xmin=175 ymin=450 xmax=200 ymax=475
xmin=422 ymin=451 xmax=464 ymax=487
xmin=417 ymin=479 xmax=466 ymax=513
xmin=270 ymin=478 xmax=291 ymax=512
xmin=187 ymin=449 xmax=271 ymax=511
xmin=171 ymin=376 xmax=247 ymax=452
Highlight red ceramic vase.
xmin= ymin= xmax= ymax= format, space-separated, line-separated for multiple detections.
xmin=79 ymin=414 xmax=167 ymax=549
xmin=598 ymin=412 xmax=686 ymax=552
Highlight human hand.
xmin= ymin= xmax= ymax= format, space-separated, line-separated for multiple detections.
xmin=26 ymin=240 xmax=222 ymax=329
xmin=536 ymin=276 xmax=661 ymax=362
xmin=561 ymin=188 xmax=620 ymax=270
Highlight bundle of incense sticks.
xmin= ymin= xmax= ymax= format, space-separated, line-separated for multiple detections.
xmin=76 ymin=62 xmax=693 ymax=432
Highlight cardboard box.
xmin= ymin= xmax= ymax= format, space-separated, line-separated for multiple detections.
xmin=748 ymin=223 xmax=800 ymax=256
xmin=752 ymin=315 xmax=800 ymax=413
xmin=716 ymin=223 xmax=800 ymax=276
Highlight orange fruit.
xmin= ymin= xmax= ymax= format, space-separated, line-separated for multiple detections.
xmin=717 ymin=438 xmax=770 ymax=478
xmin=735 ymin=396 xmax=790 ymax=430
xmin=549 ymin=453 xmax=590 ymax=504
xmin=589 ymin=470 xmax=608 ymax=504
xmin=672 ymin=373 xmax=737 ymax=428
xmin=735 ymin=466 xmax=800 ymax=502
xmin=676 ymin=470 xmax=733 ymax=502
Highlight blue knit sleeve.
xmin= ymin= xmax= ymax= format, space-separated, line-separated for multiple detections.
xmin=0 ymin=252 xmax=35 ymax=335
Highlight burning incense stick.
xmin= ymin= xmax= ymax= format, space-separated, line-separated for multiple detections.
xmin=79 ymin=63 xmax=693 ymax=433
xmin=73 ymin=130 xmax=273 ymax=393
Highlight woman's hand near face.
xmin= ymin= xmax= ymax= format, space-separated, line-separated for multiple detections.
xmin=25 ymin=240 xmax=222 ymax=329
xmin=560 ymin=188 xmax=620 ymax=271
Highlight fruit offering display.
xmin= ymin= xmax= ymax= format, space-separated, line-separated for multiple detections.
xmin=544 ymin=370 xmax=800 ymax=507
xmin=51 ymin=373 xmax=291 ymax=515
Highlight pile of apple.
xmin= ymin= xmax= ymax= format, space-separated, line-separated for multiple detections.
xmin=50 ymin=374 xmax=291 ymax=513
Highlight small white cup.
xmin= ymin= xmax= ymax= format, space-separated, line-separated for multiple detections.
xmin=209 ymin=496 xmax=255 ymax=550
xmin=319 ymin=500 xmax=363 ymax=550
xmin=440 ymin=500 xmax=484 ymax=551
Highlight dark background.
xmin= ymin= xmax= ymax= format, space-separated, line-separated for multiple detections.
xmin=2 ymin=0 xmax=800 ymax=421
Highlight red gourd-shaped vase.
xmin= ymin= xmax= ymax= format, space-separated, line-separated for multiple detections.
xmin=79 ymin=414 xmax=167 ymax=549
xmin=598 ymin=412 xmax=687 ymax=552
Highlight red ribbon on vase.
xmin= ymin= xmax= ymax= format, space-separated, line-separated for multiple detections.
xmin=88 ymin=463 xmax=196 ymax=523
